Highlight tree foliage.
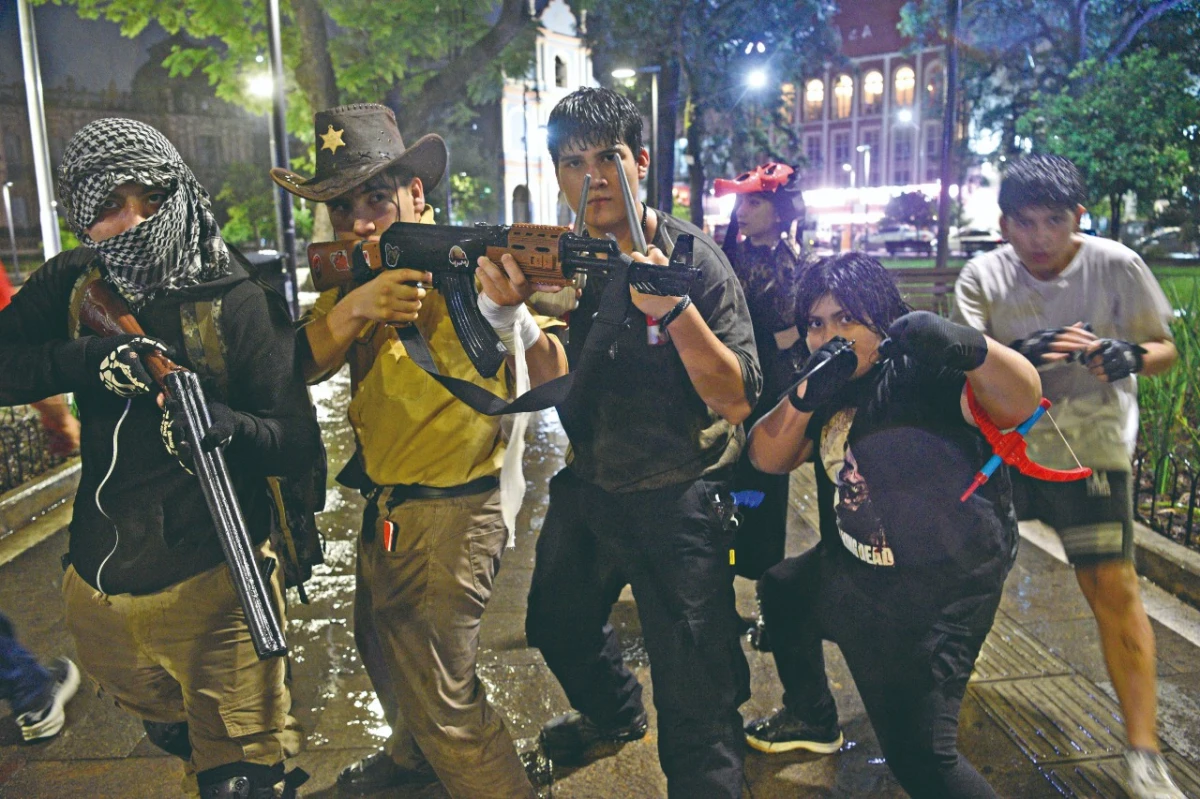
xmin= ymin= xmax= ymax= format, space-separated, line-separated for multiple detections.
xmin=883 ymin=191 xmax=937 ymax=227
xmin=1018 ymin=48 xmax=1200 ymax=239
xmin=581 ymin=0 xmax=837 ymax=222
xmin=900 ymin=0 xmax=1199 ymax=157
xmin=35 ymin=0 xmax=538 ymax=140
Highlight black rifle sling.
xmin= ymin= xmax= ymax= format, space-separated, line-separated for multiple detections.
xmin=395 ymin=259 xmax=633 ymax=416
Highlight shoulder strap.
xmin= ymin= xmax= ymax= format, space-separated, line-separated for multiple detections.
xmin=66 ymin=265 xmax=104 ymax=340
xmin=180 ymin=299 xmax=229 ymax=398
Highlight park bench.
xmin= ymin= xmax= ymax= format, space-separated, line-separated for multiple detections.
xmin=888 ymin=267 xmax=961 ymax=317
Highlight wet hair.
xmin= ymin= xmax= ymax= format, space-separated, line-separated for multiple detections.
xmin=998 ymin=154 xmax=1086 ymax=216
xmin=547 ymin=87 xmax=644 ymax=165
xmin=794 ymin=252 xmax=910 ymax=352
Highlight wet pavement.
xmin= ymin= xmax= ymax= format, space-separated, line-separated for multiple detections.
xmin=2 ymin=366 xmax=1200 ymax=797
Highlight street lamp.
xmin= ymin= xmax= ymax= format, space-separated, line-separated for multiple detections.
xmin=842 ymin=162 xmax=855 ymax=188
xmin=248 ymin=71 xmax=285 ymax=259
xmin=857 ymin=143 xmax=872 ymax=188
xmin=746 ymin=69 xmax=768 ymax=90
xmin=2 ymin=181 xmax=19 ymax=281
xmin=611 ymin=65 xmax=662 ymax=208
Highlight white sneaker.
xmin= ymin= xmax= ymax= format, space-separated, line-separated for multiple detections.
xmin=1125 ymin=749 xmax=1187 ymax=799
xmin=15 ymin=657 xmax=80 ymax=742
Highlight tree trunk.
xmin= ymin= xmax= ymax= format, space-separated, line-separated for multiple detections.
xmin=655 ymin=58 xmax=681 ymax=216
xmin=291 ymin=0 xmax=339 ymax=111
xmin=1109 ymin=192 xmax=1122 ymax=240
xmin=687 ymin=100 xmax=706 ymax=230
xmin=394 ymin=0 xmax=532 ymax=137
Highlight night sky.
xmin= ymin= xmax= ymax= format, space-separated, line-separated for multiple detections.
xmin=0 ymin=3 xmax=166 ymax=92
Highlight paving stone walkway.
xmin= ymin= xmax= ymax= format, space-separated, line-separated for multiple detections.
xmin=2 ymin=371 xmax=1198 ymax=797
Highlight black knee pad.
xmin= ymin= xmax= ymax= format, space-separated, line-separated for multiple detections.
xmin=142 ymin=720 xmax=192 ymax=761
xmin=197 ymin=762 xmax=309 ymax=799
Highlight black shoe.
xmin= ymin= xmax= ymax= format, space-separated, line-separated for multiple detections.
xmin=539 ymin=710 xmax=649 ymax=765
xmin=336 ymin=750 xmax=437 ymax=794
xmin=744 ymin=707 xmax=843 ymax=754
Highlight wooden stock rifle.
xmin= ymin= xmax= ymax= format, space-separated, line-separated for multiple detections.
xmin=306 ymin=223 xmax=700 ymax=378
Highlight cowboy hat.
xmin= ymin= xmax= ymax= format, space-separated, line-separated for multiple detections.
xmin=271 ymin=103 xmax=447 ymax=202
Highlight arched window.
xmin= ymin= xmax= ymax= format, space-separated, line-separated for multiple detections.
xmin=924 ymin=61 xmax=944 ymax=113
xmin=554 ymin=56 xmax=567 ymax=88
xmin=513 ymin=185 xmax=532 ymax=223
xmin=804 ymin=79 xmax=825 ymax=121
xmin=862 ymin=70 xmax=883 ymax=115
xmin=894 ymin=65 xmax=915 ymax=107
xmin=833 ymin=75 xmax=853 ymax=119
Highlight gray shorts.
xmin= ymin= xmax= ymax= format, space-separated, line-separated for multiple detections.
xmin=1012 ymin=470 xmax=1133 ymax=565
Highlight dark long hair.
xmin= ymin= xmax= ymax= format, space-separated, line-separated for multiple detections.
xmin=793 ymin=252 xmax=910 ymax=354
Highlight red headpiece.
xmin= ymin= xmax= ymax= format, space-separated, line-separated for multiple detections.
xmin=713 ymin=162 xmax=795 ymax=197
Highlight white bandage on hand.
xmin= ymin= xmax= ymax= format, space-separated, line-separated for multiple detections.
xmin=478 ymin=293 xmax=542 ymax=354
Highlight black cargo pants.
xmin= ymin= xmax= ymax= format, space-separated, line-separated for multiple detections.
xmin=526 ymin=467 xmax=750 ymax=799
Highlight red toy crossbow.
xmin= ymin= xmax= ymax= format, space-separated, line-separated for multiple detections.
xmin=961 ymin=383 xmax=1092 ymax=502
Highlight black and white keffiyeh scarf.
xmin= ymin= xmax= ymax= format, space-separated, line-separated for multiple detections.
xmin=58 ymin=118 xmax=231 ymax=306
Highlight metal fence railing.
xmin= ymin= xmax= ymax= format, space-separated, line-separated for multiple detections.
xmin=0 ymin=406 xmax=66 ymax=494
xmin=1134 ymin=450 xmax=1200 ymax=548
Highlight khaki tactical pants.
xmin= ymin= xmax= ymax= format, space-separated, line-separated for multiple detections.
xmin=62 ymin=542 xmax=302 ymax=796
xmin=354 ymin=486 xmax=536 ymax=799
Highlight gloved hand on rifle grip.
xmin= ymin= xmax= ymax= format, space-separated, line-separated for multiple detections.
xmin=788 ymin=337 xmax=858 ymax=413
xmin=85 ymin=334 xmax=169 ymax=398
xmin=882 ymin=311 xmax=987 ymax=372
xmin=160 ymin=396 xmax=243 ymax=473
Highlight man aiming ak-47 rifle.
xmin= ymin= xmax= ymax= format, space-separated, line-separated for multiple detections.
xmin=0 ymin=119 xmax=318 ymax=799
xmin=272 ymin=103 xmax=566 ymax=798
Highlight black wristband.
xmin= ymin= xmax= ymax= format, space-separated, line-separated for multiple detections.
xmin=659 ymin=295 xmax=692 ymax=329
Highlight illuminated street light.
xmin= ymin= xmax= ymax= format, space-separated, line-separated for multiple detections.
xmin=897 ymin=108 xmax=913 ymax=123
xmin=746 ymin=69 xmax=768 ymax=89
xmin=248 ymin=73 xmax=274 ymax=99
xmin=611 ymin=66 xmax=663 ymax=207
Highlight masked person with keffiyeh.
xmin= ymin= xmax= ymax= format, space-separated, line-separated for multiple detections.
xmin=0 ymin=118 xmax=320 ymax=798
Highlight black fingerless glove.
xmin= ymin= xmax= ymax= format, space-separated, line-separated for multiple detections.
xmin=1009 ymin=327 xmax=1065 ymax=366
xmin=85 ymin=335 xmax=169 ymax=398
xmin=883 ymin=311 xmax=987 ymax=372
xmin=1088 ymin=338 xmax=1147 ymax=381
xmin=788 ymin=337 xmax=858 ymax=412
xmin=161 ymin=396 xmax=246 ymax=472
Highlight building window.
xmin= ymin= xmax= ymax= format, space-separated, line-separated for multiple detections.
xmin=924 ymin=123 xmax=941 ymax=182
xmin=833 ymin=75 xmax=853 ymax=120
xmin=833 ymin=131 xmax=852 ymax=186
xmin=924 ymin=61 xmax=944 ymax=114
xmin=862 ymin=70 xmax=883 ymax=115
xmin=780 ymin=82 xmax=797 ymax=124
xmin=860 ymin=128 xmax=880 ymax=187
xmin=892 ymin=128 xmax=913 ymax=185
xmin=804 ymin=79 xmax=825 ymax=122
xmin=804 ymin=134 xmax=823 ymax=185
xmin=555 ymin=56 xmax=567 ymax=88
xmin=894 ymin=66 xmax=915 ymax=107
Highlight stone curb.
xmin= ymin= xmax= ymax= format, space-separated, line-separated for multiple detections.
xmin=0 ymin=459 xmax=79 ymax=539
xmin=1135 ymin=521 xmax=1200 ymax=612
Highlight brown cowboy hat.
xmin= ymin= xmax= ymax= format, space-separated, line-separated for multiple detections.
xmin=270 ymin=103 xmax=447 ymax=202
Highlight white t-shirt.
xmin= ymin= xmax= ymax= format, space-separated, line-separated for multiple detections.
xmin=953 ymin=236 xmax=1174 ymax=471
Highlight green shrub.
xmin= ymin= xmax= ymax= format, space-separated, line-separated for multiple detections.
xmin=1138 ymin=277 xmax=1200 ymax=492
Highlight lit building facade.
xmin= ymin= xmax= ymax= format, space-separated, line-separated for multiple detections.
xmin=498 ymin=0 xmax=596 ymax=226
xmin=777 ymin=0 xmax=992 ymax=235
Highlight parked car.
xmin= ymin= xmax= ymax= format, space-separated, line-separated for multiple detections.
xmin=948 ymin=227 xmax=1004 ymax=256
xmin=862 ymin=223 xmax=934 ymax=256
xmin=1134 ymin=227 xmax=1200 ymax=261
